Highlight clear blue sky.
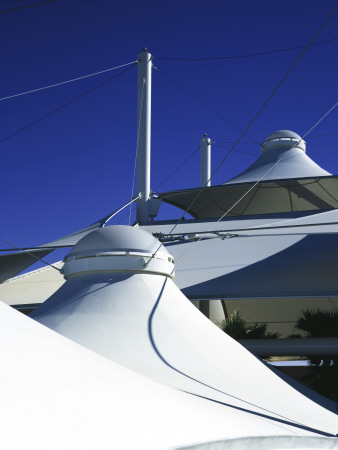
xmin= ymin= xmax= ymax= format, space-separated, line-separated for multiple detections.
xmin=1 ymin=0 xmax=338 ymax=264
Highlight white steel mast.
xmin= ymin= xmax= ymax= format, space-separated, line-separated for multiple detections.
xmin=136 ymin=48 xmax=152 ymax=225
xmin=200 ymin=133 xmax=211 ymax=187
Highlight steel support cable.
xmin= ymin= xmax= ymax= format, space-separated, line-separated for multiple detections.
xmin=102 ymin=194 xmax=141 ymax=227
xmin=304 ymin=143 xmax=338 ymax=154
xmin=315 ymin=179 xmax=338 ymax=203
xmin=174 ymin=99 xmax=338 ymax=265
xmin=154 ymin=78 xmax=258 ymax=173
xmin=0 ymin=60 xmax=138 ymax=103
xmin=142 ymin=221 xmax=338 ymax=240
xmin=305 ymin=94 xmax=338 ymax=144
xmin=6 ymin=215 xmax=338 ymax=254
xmin=0 ymin=0 xmax=57 ymax=14
xmin=0 ymin=237 xmax=61 ymax=273
xmin=154 ymin=145 xmax=200 ymax=192
xmin=152 ymin=73 xmax=256 ymax=187
xmin=213 ymin=143 xmax=259 ymax=157
xmin=302 ymin=100 xmax=338 ymax=143
xmin=308 ymin=132 xmax=338 ymax=138
xmin=204 ymin=3 xmax=338 ymax=180
xmin=143 ymin=143 xmax=233 ymax=267
xmin=154 ymin=73 xmax=200 ymax=136
xmin=0 ymin=63 xmax=137 ymax=145
xmin=156 ymin=36 xmax=338 ymax=61
xmin=0 ymin=64 xmax=138 ymax=272
xmin=313 ymin=94 xmax=338 ymax=126
xmin=215 ymin=141 xmax=258 ymax=144
xmin=119 ymin=206 xmax=135 ymax=225
xmin=129 ymin=76 xmax=145 ymax=225
xmin=173 ymin=147 xmax=313 ymax=265
xmin=148 ymin=4 xmax=338 ymax=266
xmin=153 ymin=67 xmax=260 ymax=146
xmin=178 ymin=4 xmax=338 ymax=220
xmin=0 ymin=195 xmax=142 ymax=254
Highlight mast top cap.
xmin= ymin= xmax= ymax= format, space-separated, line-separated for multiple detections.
xmin=261 ymin=130 xmax=306 ymax=154
xmin=68 ymin=225 xmax=167 ymax=258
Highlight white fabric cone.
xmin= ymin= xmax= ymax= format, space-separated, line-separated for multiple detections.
xmin=4 ymin=301 xmax=332 ymax=450
xmin=30 ymin=226 xmax=338 ymax=441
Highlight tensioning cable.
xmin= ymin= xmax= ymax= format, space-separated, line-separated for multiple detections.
xmin=0 ymin=60 xmax=138 ymax=102
xmin=0 ymin=237 xmax=61 ymax=273
xmin=153 ymin=66 xmax=260 ymax=146
xmin=175 ymin=98 xmax=338 ymax=266
xmin=146 ymin=4 xmax=338 ymax=265
xmin=156 ymin=36 xmax=338 ymax=61
xmin=0 ymin=63 xmax=137 ymax=145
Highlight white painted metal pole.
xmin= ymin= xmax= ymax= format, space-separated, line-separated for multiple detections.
xmin=200 ymin=133 xmax=212 ymax=319
xmin=200 ymin=134 xmax=212 ymax=319
xmin=136 ymin=49 xmax=152 ymax=224
xmin=200 ymin=134 xmax=211 ymax=187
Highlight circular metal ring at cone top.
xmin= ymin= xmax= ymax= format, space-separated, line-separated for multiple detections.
xmin=62 ymin=225 xmax=175 ymax=279
xmin=261 ymin=130 xmax=306 ymax=154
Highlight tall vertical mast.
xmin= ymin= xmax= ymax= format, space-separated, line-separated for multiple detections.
xmin=136 ymin=49 xmax=152 ymax=224
xmin=199 ymin=133 xmax=212 ymax=319
xmin=200 ymin=133 xmax=211 ymax=187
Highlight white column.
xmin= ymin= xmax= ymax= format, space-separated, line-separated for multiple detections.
xmin=200 ymin=134 xmax=211 ymax=187
xmin=200 ymin=134 xmax=212 ymax=319
xmin=136 ymin=49 xmax=152 ymax=224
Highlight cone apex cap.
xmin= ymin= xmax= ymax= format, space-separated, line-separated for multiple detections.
xmin=63 ymin=225 xmax=174 ymax=279
xmin=261 ymin=130 xmax=306 ymax=154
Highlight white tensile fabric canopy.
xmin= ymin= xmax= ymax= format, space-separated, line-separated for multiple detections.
xmin=30 ymin=226 xmax=338 ymax=447
xmin=158 ymin=176 xmax=338 ymax=218
xmin=158 ymin=131 xmax=337 ymax=218
xmin=225 ymin=131 xmax=330 ymax=184
xmin=4 ymin=301 xmax=321 ymax=450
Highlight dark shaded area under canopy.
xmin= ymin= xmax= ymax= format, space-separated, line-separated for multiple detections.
xmin=0 ymin=250 xmax=53 ymax=283
xmin=158 ymin=176 xmax=338 ymax=219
